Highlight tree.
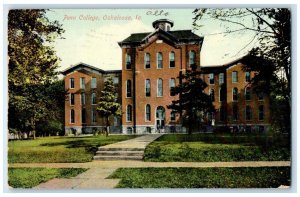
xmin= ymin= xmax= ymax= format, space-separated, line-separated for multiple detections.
xmin=97 ymin=77 xmax=121 ymax=137
xmin=193 ymin=8 xmax=291 ymax=133
xmin=8 ymin=9 xmax=64 ymax=139
xmin=167 ymin=66 xmax=215 ymax=135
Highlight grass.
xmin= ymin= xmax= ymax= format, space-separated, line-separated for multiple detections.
xmin=8 ymin=168 xmax=87 ymax=188
xmin=8 ymin=135 xmax=136 ymax=163
xmin=108 ymin=167 xmax=291 ymax=188
xmin=144 ymin=133 xmax=290 ymax=162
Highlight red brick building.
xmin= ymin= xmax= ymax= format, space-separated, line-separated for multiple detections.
xmin=62 ymin=19 xmax=270 ymax=135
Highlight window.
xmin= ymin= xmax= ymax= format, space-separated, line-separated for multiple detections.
xmin=113 ymin=77 xmax=119 ymax=84
xmin=232 ymin=88 xmax=238 ymax=101
xmin=157 ymin=78 xmax=163 ymax=97
xmin=127 ymin=127 xmax=133 ymax=134
xmin=145 ymin=53 xmax=151 ymax=69
xmin=209 ymin=73 xmax=214 ymax=84
xmin=92 ymin=109 xmax=97 ymax=123
xmin=219 ymin=73 xmax=224 ymax=84
xmin=81 ymin=108 xmax=86 ymax=123
xmin=169 ymin=52 xmax=175 ymax=68
xmin=232 ymin=104 xmax=238 ymax=121
xmin=70 ymin=109 xmax=75 ymax=124
xmin=114 ymin=116 xmax=119 ymax=126
xmin=171 ymin=111 xmax=176 ymax=121
xmin=258 ymin=92 xmax=264 ymax=100
xmin=145 ymin=79 xmax=151 ymax=97
xmin=91 ymin=92 xmax=96 ymax=105
xmin=245 ymin=87 xmax=251 ymax=100
xmin=220 ymin=87 xmax=226 ymax=102
xmin=169 ymin=78 xmax=176 ymax=96
xmin=114 ymin=92 xmax=118 ymax=101
xmin=70 ymin=93 xmax=75 ymax=105
xmin=91 ymin=77 xmax=97 ymax=88
xmin=259 ymin=126 xmax=265 ymax=133
xmin=232 ymin=71 xmax=238 ymax=83
xmin=70 ymin=78 xmax=74 ymax=89
xmin=189 ymin=50 xmax=196 ymax=67
xmin=157 ymin=52 xmax=163 ymax=69
xmin=220 ymin=106 xmax=226 ymax=121
xmin=126 ymin=105 xmax=132 ymax=122
xmin=145 ymin=104 xmax=151 ymax=121
xmin=126 ymin=53 xmax=131 ymax=69
xmin=80 ymin=77 xmax=85 ymax=89
xmin=246 ymin=105 xmax=252 ymax=121
xmin=259 ymin=105 xmax=264 ymax=120
xmin=80 ymin=93 xmax=85 ymax=105
xmin=209 ymin=89 xmax=215 ymax=102
xmin=245 ymin=72 xmax=251 ymax=82
xmin=126 ymin=80 xmax=132 ymax=97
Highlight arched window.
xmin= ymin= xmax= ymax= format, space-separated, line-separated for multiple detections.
xmin=189 ymin=50 xmax=196 ymax=67
xmin=145 ymin=104 xmax=151 ymax=121
xmin=126 ymin=80 xmax=132 ymax=97
xmin=126 ymin=105 xmax=132 ymax=122
xmin=245 ymin=87 xmax=251 ymax=100
xmin=209 ymin=89 xmax=215 ymax=102
xmin=145 ymin=53 xmax=151 ymax=69
xmin=157 ymin=78 xmax=163 ymax=97
xmin=169 ymin=78 xmax=176 ymax=96
xmin=126 ymin=53 xmax=131 ymax=69
xmin=157 ymin=52 xmax=163 ymax=68
xmin=70 ymin=109 xmax=75 ymax=124
xmin=145 ymin=79 xmax=151 ymax=97
xmin=232 ymin=87 xmax=238 ymax=101
xmin=169 ymin=51 xmax=175 ymax=68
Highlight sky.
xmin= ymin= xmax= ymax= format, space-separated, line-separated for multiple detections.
xmin=46 ymin=9 xmax=258 ymax=71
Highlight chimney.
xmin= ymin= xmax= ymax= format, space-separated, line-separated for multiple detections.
xmin=152 ymin=19 xmax=174 ymax=31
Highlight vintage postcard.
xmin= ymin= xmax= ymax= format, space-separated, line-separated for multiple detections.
xmin=6 ymin=7 xmax=292 ymax=191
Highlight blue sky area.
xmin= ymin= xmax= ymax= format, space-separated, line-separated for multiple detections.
xmin=46 ymin=9 xmax=257 ymax=71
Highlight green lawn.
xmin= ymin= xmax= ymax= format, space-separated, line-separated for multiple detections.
xmin=8 ymin=135 xmax=136 ymax=163
xmin=144 ymin=133 xmax=290 ymax=162
xmin=108 ymin=167 xmax=290 ymax=188
xmin=8 ymin=168 xmax=87 ymax=188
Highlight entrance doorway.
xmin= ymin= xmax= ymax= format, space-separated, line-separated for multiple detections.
xmin=156 ymin=106 xmax=165 ymax=132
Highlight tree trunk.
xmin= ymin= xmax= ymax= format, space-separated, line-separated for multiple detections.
xmin=105 ymin=116 xmax=109 ymax=137
xmin=188 ymin=116 xmax=192 ymax=135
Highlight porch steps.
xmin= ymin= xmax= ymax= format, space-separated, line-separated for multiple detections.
xmin=94 ymin=148 xmax=144 ymax=160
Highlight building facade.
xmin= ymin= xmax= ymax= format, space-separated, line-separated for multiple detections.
xmin=62 ymin=19 xmax=270 ymax=135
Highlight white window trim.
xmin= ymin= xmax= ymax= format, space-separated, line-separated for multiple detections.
xmin=126 ymin=80 xmax=132 ymax=98
xmin=245 ymin=72 xmax=251 ymax=83
xmin=189 ymin=50 xmax=196 ymax=67
xmin=170 ymin=111 xmax=176 ymax=121
xmin=169 ymin=78 xmax=175 ymax=96
xmin=70 ymin=78 xmax=75 ymax=89
xmin=144 ymin=53 xmax=150 ymax=69
xmin=145 ymin=79 xmax=150 ymax=97
xmin=125 ymin=54 xmax=131 ymax=70
xmin=91 ymin=109 xmax=97 ymax=123
xmin=126 ymin=105 xmax=132 ymax=122
xmin=80 ymin=77 xmax=85 ymax=89
xmin=156 ymin=52 xmax=163 ymax=69
xmin=145 ymin=104 xmax=151 ymax=122
xmin=219 ymin=73 xmax=224 ymax=85
xmin=232 ymin=71 xmax=238 ymax=83
xmin=91 ymin=77 xmax=97 ymax=88
xmin=70 ymin=109 xmax=75 ymax=124
xmin=169 ymin=51 xmax=175 ymax=68
xmin=91 ymin=93 xmax=97 ymax=105
xmin=157 ymin=78 xmax=163 ymax=97
xmin=70 ymin=93 xmax=74 ymax=106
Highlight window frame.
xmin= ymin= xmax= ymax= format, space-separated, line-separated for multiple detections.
xmin=245 ymin=87 xmax=251 ymax=101
xmin=219 ymin=73 xmax=224 ymax=84
xmin=232 ymin=87 xmax=238 ymax=102
xmin=245 ymin=71 xmax=251 ymax=82
xmin=92 ymin=109 xmax=97 ymax=123
xmin=145 ymin=104 xmax=151 ymax=122
xmin=258 ymin=105 xmax=264 ymax=121
xmin=126 ymin=80 xmax=132 ymax=98
xmin=80 ymin=77 xmax=85 ymax=89
xmin=245 ymin=105 xmax=252 ymax=121
xmin=80 ymin=92 xmax=86 ymax=105
xmin=144 ymin=53 xmax=151 ymax=69
xmin=126 ymin=105 xmax=132 ymax=122
xmin=189 ymin=50 xmax=196 ymax=67
xmin=70 ymin=78 xmax=75 ymax=89
xmin=232 ymin=71 xmax=238 ymax=83
xmin=70 ymin=109 xmax=75 ymax=124
xmin=209 ymin=73 xmax=214 ymax=84
xmin=91 ymin=92 xmax=97 ymax=105
xmin=169 ymin=51 xmax=175 ymax=68
xmin=70 ymin=93 xmax=75 ymax=106
xmin=157 ymin=52 xmax=163 ymax=69
xmin=157 ymin=78 xmax=163 ymax=97
xmin=145 ymin=79 xmax=151 ymax=97
xmin=125 ymin=53 xmax=132 ymax=70
xmin=169 ymin=78 xmax=176 ymax=96
xmin=91 ymin=77 xmax=97 ymax=89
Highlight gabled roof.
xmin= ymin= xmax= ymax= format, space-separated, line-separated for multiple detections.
xmin=201 ymin=56 xmax=246 ymax=70
xmin=60 ymin=62 xmax=121 ymax=75
xmin=118 ymin=29 xmax=203 ymax=47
